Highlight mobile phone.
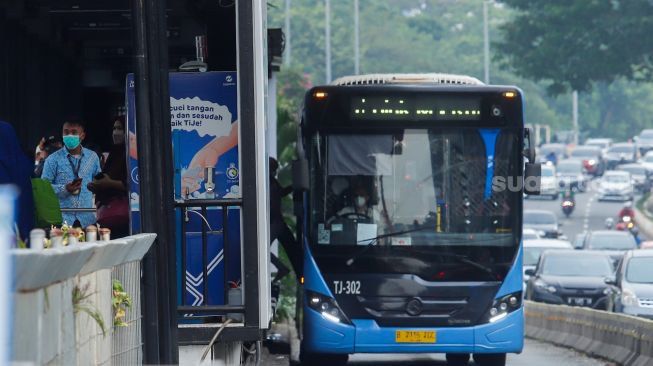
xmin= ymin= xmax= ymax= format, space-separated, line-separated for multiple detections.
xmin=72 ymin=178 xmax=83 ymax=184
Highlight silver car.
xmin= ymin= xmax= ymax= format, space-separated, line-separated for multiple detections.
xmin=606 ymin=250 xmax=653 ymax=319
xmin=597 ymin=171 xmax=634 ymax=201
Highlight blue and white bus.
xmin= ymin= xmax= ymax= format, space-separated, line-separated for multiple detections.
xmin=293 ymin=74 xmax=540 ymax=366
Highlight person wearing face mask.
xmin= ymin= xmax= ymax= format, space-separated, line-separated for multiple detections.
xmin=87 ymin=116 xmax=129 ymax=238
xmin=338 ymin=185 xmax=377 ymax=217
xmin=41 ymin=119 xmax=102 ymax=228
xmin=333 ymin=183 xmax=390 ymax=239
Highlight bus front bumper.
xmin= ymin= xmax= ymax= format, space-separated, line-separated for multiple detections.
xmin=302 ymin=306 xmax=524 ymax=355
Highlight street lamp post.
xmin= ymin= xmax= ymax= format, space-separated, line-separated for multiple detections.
xmin=325 ymin=0 xmax=332 ymax=83
xmin=354 ymin=0 xmax=360 ymax=75
xmin=572 ymin=91 xmax=579 ymax=145
xmin=483 ymin=0 xmax=490 ymax=84
xmin=285 ymin=0 xmax=291 ymax=65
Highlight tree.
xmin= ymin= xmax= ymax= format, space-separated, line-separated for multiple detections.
xmin=495 ymin=0 xmax=653 ymax=94
xmin=268 ymin=0 xmax=571 ymax=131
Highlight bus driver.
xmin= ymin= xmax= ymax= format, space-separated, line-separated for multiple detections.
xmin=329 ymin=183 xmax=391 ymax=243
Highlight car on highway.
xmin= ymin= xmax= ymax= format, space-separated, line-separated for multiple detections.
xmin=597 ymin=171 xmax=634 ymax=201
xmin=538 ymin=164 xmax=558 ymax=199
xmin=523 ymin=239 xmax=573 ymax=285
xmin=523 ymin=209 xmax=562 ymax=239
xmin=585 ymin=138 xmax=613 ymax=155
xmin=605 ymin=250 xmax=653 ymax=319
xmin=523 ymin=228 xmax=542 ymax=241
xmin=639 ymin=151 xmax=653 ymax=173
xmin=538 ymin=143 xmax=567 ymax=164
xmin=570 ymin=145 xmax=605 ymax=176
xmin=578 ymin=230 xmax=638 ymax=265
xmin=525 ymin=250 xmax=614 ymax=310
xmin=573 ymin=232 xmax=588 ymax=249
xmin=605 ymin=143 xmax=638 ymax=170
xmin=556 ymin=159 xmax=588 ymax=192
xmin=616 ymin=163 xmax=651 ymax=193
xmin=635 ymin=129 xmax=653 ymax=155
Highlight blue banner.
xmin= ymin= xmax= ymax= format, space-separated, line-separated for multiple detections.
xmin=126 ymin=72 xmax=241 ymax=307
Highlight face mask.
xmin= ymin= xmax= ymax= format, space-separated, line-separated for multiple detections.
xmin=112 ymin=130 xmax=125 ymax=145
xmin=355 ymin=196 xmax=367 ymax=207
xmin=63 ymin=135 xmax=81 ymax=150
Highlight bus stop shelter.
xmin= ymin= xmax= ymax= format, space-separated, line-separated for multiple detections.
xmin=0 ymin=1 xmax=273 ymax=363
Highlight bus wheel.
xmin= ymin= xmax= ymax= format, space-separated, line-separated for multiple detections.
xmin=299 ymin=352 xmax=348 ymax=366
xmin=445 ymin=353 xmax=470 ymax=365
xmin=473 ymin=353 xmax=506 ymax=366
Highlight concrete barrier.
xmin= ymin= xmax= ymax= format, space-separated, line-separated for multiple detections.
xmin=525 ymin=301 xmax=653 ymax=366
xmin=11 ymin=234 xmax=156 ymax=365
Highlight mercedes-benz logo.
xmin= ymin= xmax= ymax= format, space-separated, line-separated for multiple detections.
xmin=406 ymin=298 xmax=423 ymax=316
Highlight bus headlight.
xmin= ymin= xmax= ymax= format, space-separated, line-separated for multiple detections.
xmin=485 ymin=292 xmax=522 ymax=323
xmin=306 ymin=290 xmax=352 ymax=325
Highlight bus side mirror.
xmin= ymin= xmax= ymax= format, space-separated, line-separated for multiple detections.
xmin=524 ymin=163 xmax=541 ymax=195
xmin=524 ymin=128 xmax=536 ymax=163
xmin=524 ymin=268 xmax=535 ymax=277
xmin=292 ymin=158 xmax=309 ymax=191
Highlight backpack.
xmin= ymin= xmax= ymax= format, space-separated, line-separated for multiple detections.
xmin=31 ymin=178 xmax=62 ymax=228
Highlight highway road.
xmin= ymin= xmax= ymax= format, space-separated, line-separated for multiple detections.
xmin=263 ymin=338 xmax=612 ymax=366
xmin=524 ymin=177 xmax=646 ymax=242
xmin=346 ymin=339 xmax=612 ymax=365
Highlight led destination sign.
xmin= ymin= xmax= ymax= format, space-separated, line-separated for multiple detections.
xmin=350 ymin=95 xmax=482 ymax=121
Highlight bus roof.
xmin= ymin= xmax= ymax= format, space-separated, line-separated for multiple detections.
xmin=331 ymin=73 xmax=484 ymax=86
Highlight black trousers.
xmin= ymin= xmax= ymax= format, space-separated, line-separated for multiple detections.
xmin=270 ymin=220 xmax=302 ymax=277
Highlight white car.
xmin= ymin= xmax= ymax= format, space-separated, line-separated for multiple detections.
xmin=523 ymin=228 xmax=541 ymax=241
xmin=640 ymin=151 xmax=653 ymax=173
xmin=585 ymin=138 xmax=613 ymax=155
xmin=636 ymin=129 xmax=653 ymax=155
xmin=539 ymin=165 xmax=558 ymax=199
xmin=598 ymin=171 xmax=634 ymax=201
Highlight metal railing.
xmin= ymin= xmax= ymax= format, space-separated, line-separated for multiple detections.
xmin=175 ymin=198 xmax=264 ymax=345
xmin=111 ymin=261 xmax=144 ymax=365
xmin=175 ymin=199 xmax=243 ymax=317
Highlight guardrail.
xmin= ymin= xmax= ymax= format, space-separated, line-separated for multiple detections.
xmin=525 ymin=301 xmax=653 ymax=366
xmin=11 ymin=234 xmax=156 ymax=365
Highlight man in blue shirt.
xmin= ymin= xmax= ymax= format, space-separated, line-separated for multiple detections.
xmin=42 ymin=120 xmax=101 ymax=228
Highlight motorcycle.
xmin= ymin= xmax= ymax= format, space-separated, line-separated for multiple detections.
xmin=620 ymin=214 xmax=635 ymax=230
xmin=561 ymin=199 xmax=575 ymax=218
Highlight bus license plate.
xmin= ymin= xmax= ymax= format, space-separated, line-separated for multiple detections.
xmin=395 ymin=330 xmax=436 ymax=343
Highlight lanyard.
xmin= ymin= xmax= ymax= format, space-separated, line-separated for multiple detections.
xmin=67 ymin=154 xmax=82 ymax=179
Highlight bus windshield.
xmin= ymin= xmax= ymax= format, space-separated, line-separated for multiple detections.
xmin=307 ymin=128 xmax=521 ymax=278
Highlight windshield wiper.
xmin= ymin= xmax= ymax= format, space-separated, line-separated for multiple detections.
xmin=396 ymin=247 xmax=502 ymax=280
xmin=449 ymin=254 xmax=502 ymax=281
xmin=346 ymin=226 xmax=432 ymax=266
